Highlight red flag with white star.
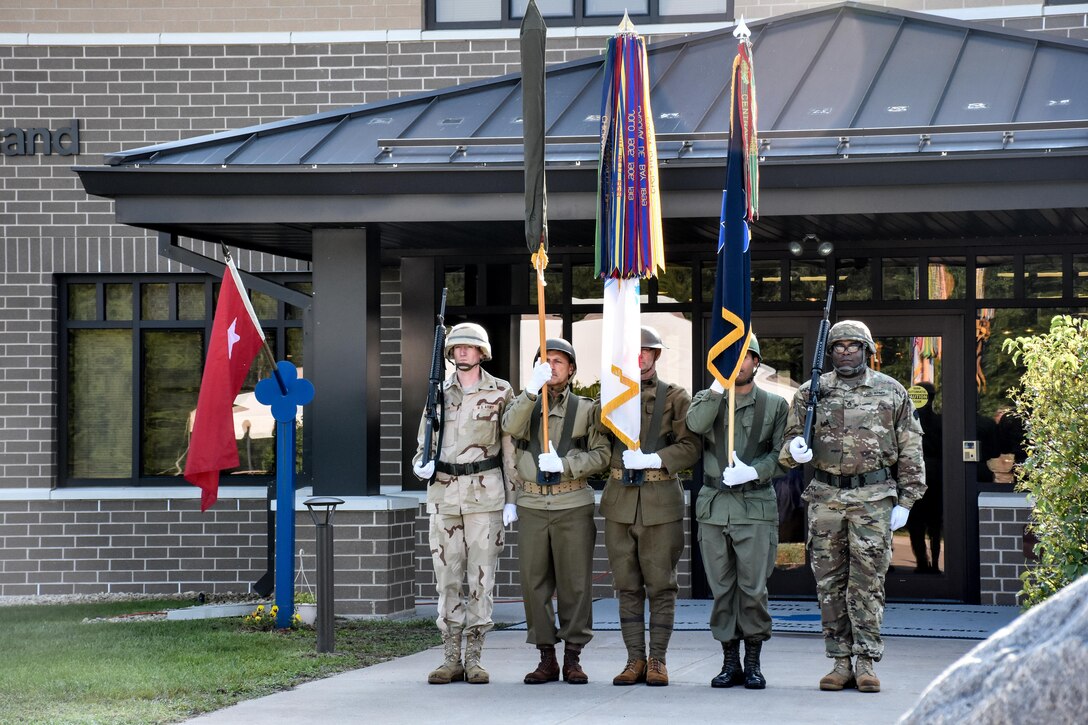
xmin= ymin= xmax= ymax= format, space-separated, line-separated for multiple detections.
xmin=184 ymin=257 xmax=265 ymax=511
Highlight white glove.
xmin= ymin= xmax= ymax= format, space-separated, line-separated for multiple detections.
xmin=721 ymin=452 xmax=758 ymax=487
xmin=710 ymin=379 xmax=726 ymax=394
xmin=413 ymin=459 xmax=435 ymax=479
xmin=502 ymin=503 xmax=518 ymax=527
xmin=622 ymin=450 xmax=663 ymax=470
xmin=789 ymin=436 xmax=813 ymax=464
xmin=526 ymin=362 xmax=553 ymax=395
xmin=538 ymin=450 xmax=563 ymax=474
xmin=890 ymin=505 xmax=910 ymax=531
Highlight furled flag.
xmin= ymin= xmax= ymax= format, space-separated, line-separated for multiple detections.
xmin=707 ymin=28 xmax=759 ymax=388
xmin=184 ymin=257 xmax=265 ymax=511
xmin=596 ymin=15 xmax=664 ymax=449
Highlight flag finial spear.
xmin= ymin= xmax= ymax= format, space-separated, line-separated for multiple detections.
xmin=619 ymin=10 xmax=635 ymax=33
xmin=219 ymin=242 xmax=232 ymax=263
xmin=733 ymin=16 xmax=751 ymax=40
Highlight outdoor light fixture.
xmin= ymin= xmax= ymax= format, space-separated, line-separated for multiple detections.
xmin=790 ymin=234 xmax=834 ymax=257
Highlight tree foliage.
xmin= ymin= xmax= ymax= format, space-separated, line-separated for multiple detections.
xmin=1003 ymin=315 xmax=1088 ymax=607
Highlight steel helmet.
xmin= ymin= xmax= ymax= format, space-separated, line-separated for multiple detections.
xmin=827 ymin=320 xmax=876 ymax=355
xmin=641 ymin=326 xmax=667 ymax=350
xmin=747 ymin=333 xmax=761 ymax=360
xmin=534 ymin=338 xmax=576 ymax=369
xmin=444 ymin=322 xmax=492 ymax=361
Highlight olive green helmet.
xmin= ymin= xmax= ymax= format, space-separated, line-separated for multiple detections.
xmin=827 ymin=320 xmax=876 ymax=355
xmin=534 ymin=337 xmax=577 ymax=370
xmin=747 ymin=333 xmax=761 ymax=360
xmin=641 ymin=325 xmax=666 ymax=350
xmin=444 ymin=322 xmax=492 ymax=361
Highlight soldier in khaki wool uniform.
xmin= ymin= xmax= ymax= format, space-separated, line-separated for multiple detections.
xmin=603 ymin=326 xmax=701 ymax=688
xmin=501 ymin=338 xmax=611 ymax=685
xmin=412 ymin=323 xmax=518 ymax=685
xmin=686 ymin=335 xmax=788 ymax=690
xmin=781 ymin=320 xmax=925 ymax=693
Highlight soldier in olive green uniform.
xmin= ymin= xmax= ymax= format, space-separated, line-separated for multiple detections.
xmin=501 ymin=338 xmax=611 ymax=685
xmin=781 ymin=320 xmax=925 ymax=693
xmin=603 ymin=326 xmax=700 ymax=688
xmin=686 ymin=335 xmax=788 ymax=690
xmin=412 ymin=323 xmax=518 ymax=686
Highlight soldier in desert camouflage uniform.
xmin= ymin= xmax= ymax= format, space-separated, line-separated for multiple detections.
xmin=603 ymin=326 xmax=701 ymax=688
xmin=412 ymin=323 xmax=518 ymax=685
xmin=780 ymin=320 xmax=925 ymax=694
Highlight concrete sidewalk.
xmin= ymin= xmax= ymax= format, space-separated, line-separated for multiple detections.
xmin=185 ymin=612 xmax=979 ymax=724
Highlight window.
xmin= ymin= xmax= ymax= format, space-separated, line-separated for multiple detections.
xmin=428 ymin=0 xmax=731 ymax=28
xmin=60 ymin=275 xmax=308 ymax=486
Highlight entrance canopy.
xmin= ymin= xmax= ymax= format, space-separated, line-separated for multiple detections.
xmin=76 ymin=1 xmax=1088 ymax=258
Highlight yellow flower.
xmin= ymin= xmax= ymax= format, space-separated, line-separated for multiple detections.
xmin=256 ymin=605 xmax=265 ymax=613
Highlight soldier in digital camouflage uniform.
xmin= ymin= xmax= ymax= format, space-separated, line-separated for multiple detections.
xmin=502 ymin=338 xmax=611 ymax=685
xmin=780 ymin=320 xmax=925 ymax=693
xmin=686 ymin=334 xmax=788 ymax=691
xmin=603 ymin=326 xmax=701 ymax=688
xmin=412 ymin=322 xmax=518 ymax=685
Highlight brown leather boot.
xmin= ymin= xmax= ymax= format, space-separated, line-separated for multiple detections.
xmin=612 ymin=659 xmax=647 ymax=686
xmin=524 ymin=644 xmax=560 ymax=684
xmin=646 ymin=657 xmax=669 ymax=687
xmin=818 ymin=656 xmax=855 ymax=691
xmin=855 ymin=655 xmax=881 ymax=693
xmin=562 ymin=643 xmax=589 ymax=684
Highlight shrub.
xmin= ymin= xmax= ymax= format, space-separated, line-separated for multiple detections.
xmin=1004 ymin=315 xmax=1088 ymax=607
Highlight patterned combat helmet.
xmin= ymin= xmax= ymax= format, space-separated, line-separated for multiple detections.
xmin=827 ymin=320 xmax=876 ymax=355
xmin=444 ymin=322 xmax=492 ymax=361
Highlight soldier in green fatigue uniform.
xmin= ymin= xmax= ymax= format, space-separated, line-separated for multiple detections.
xmin=780 ymin=320 xmax=925 ymax=694
xmin=602 ymin=326 xmax=701 ymax=688
xmin=686 ymin=334 xmax=788 ymax=690
xmin=412 ymin=323 xmax=519 ymax=685
xmin=501 ymin=338 xmax=611 ymax=685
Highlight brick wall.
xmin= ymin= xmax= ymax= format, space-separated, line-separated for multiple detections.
xmin=978 ymin=492 xmax=1032 ymax=606
xmin=0 ymin=494 xmax=268 ymax=596
xmin=8 ymin=1 xmax=425 ymax=34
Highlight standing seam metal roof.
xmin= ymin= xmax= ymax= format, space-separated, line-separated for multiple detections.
xmin=105 ymin=1 xmax=1088 ymax=169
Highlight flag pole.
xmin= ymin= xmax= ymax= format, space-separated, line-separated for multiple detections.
xmin=534 ymin=242 xmax=551 ymax=450
xmin=728 ymin=385 xmax=736 ymax=463
xmin=220 ymin=242 xmax=287 ymax=395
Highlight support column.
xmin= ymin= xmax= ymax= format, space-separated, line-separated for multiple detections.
xmin=400 ymin=257 xmax=438 ymax=491
xmin=311 ymin=228 xmax=381 ymax=496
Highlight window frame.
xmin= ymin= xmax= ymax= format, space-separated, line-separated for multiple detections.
xmin=58 ymin=273 xmax=310 ymax=488
xmin=425 ymin=0 xmax=733 ymax=30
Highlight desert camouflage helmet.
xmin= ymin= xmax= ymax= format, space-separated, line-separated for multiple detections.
xmin=534 ymin=337 xmax=576 ymax=368
xmin=444 ymin=322 xmax=492 ymax=361
xmin=641 ymin=325 xmax=667 ymax=350
xmin=827 ymin=320 xmax=876 ymax=354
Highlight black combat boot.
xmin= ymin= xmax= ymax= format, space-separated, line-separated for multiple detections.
xmin=711 ymin=640 xmax=745 ymax=688
xmin=743 ymin=638 xmax=766 ymax=689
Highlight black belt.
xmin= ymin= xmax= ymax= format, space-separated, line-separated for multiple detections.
xmin=814 ymin=467 xmax=891 ymax=489
xmin=435 ymin=457 xmax=501 ymax=477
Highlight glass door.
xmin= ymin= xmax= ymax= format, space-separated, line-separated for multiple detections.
xmin=750 ymin=311 xmax=965 ymax=602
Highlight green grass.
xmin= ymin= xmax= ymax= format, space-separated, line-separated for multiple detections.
xmin=0 ymin=599 xmax=440 ymax=725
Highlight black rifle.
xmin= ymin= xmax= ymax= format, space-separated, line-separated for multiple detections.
xmin=420 ymin=289 xmax=448 ymax=478
xmin=802 ymin=286 xmax=835 ymax=446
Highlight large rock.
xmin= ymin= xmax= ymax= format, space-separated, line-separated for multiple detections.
xmin=900 ymin=574 xmax=1088 ymax=724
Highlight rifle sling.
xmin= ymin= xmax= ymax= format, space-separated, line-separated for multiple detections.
xmin=528 ymin=392 xmax=580 ymax=462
